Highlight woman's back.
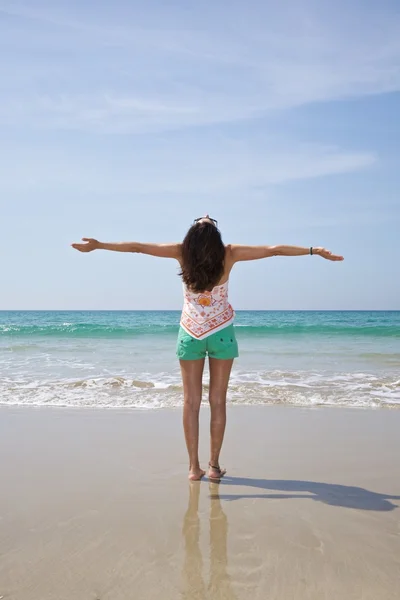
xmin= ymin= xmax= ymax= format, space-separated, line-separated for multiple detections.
xmin=181 ymin=278 xmax=235 ymax=340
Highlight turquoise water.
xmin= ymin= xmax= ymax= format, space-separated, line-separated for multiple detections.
xmin=1 ymin=311 xmax=399 ymax=409
xmin=2 ymin=310 xmax=399 ymax=338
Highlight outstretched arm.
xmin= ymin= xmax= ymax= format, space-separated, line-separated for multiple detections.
xmin=229 ymin=244 xmax=344 ymax=262
xmin=71 ymin=238 xmax=181 ymax=259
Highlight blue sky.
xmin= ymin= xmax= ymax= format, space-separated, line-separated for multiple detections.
xmin=1 ymin=0 xmax=399 ymax=310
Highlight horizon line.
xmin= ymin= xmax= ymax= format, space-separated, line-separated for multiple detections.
xmin=1 ymin=309 xmax=399 ymax=313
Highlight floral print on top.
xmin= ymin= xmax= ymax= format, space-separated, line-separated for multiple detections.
xmin=180 ymin=280 xmax=235 ymax=340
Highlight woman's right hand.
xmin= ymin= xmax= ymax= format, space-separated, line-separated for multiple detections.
xmin=313 ymin=247 xmax=344 ymax=261
xmin=71 ymin=238 xmax=101 ymax=252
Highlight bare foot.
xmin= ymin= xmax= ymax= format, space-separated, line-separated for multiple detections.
xmin=208 ymin=464 xmax=226 ymax=482
xmin=189 ymin=467 xmax=206 ymax=481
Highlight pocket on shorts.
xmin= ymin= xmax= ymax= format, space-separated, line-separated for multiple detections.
xmin=208 ymin=326 xmax=239 ymax=359
xmin=176 ymin=328 xmax=205 ymax=360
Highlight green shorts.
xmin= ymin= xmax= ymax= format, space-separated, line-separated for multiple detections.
xmin=176 ymin=324 xmax=239 ymax=361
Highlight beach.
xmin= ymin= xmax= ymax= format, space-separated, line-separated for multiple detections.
xmin=1 ymin=405 xmax=400 ymax=600
xmin=3 ymin=0 xmax=400 ymax=595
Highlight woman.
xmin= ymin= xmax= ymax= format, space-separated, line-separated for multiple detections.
xmin=72 ymin=215 xmax=343 ymax=482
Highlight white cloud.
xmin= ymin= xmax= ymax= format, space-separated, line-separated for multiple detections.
xmin=0 ymin=0 xmax=399 ymax=133
xmin=0 ymin=136 xmax=375 ymax=194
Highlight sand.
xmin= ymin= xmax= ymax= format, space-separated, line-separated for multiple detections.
xmin=1 ymin=405 xmax=400 ymax=600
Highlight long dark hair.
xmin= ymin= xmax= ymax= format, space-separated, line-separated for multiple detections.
xmin=179 ymin=221 xmax=225 ymax=292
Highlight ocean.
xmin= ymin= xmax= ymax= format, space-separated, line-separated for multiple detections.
xmin=1 ymin=311 xmax=399 ymax=409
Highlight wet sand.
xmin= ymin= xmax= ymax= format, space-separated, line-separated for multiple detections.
xmin=1 ymin=405 xmax=400 ymax=600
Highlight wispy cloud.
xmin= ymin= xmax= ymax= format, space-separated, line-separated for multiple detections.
xmin=0 ymin=0 xmax=399 ymax=134
xmin=0 ymin=135 xmax=375 ymax=194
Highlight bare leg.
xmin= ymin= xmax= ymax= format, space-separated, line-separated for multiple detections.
xmin=180 ymin=359 xmax=205 ymax=480
xmin=208 ymin=358 xmax=234 ymax=480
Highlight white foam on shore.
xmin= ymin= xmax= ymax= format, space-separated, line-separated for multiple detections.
xmin=1 ymin=370 xmax=400 ymax=409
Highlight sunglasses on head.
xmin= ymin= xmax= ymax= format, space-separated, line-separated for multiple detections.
xmin=193 ymin=217 xmax=218 ymax=227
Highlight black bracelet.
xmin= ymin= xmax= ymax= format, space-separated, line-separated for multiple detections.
xmin=310 ymin=247 xmax=313 ymax=255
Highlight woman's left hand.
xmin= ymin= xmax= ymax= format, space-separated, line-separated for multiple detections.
xmin=313 ymin=247 xmax=344 ymax=261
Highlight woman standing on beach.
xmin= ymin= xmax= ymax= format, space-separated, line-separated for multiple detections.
xmin=72 ymin=216 xmax=343 ymax=481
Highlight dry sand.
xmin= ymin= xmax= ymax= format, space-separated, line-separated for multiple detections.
xmin=1 ymin=405 xmax=400 ymax=600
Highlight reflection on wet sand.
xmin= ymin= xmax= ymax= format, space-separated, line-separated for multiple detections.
xmin=181 ymin=482 xmax=237 ymax=600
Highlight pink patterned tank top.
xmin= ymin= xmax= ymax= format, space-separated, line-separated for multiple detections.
xmin=180 ymin=280 xmax=235 ymax=340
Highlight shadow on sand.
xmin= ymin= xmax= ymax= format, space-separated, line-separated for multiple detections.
xmin=210 ymin=477 xmax=400 ymax=511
